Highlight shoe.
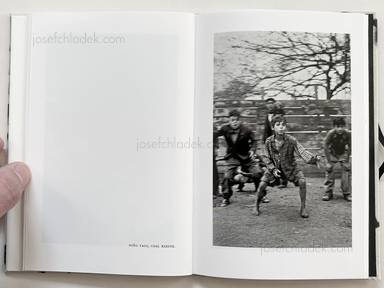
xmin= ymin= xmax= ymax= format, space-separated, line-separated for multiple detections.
xmin=219 ymin=199 xmax=230 ymax=207
xmin=278 ymin=179 xmax=288 ymax=188
xmin=261 ymin=196 xmax=270 ymax=203
xmin=343 ymin=194 xmax=352 ymax=202
xmin=322 ymin=194 xmax=333 ymax=201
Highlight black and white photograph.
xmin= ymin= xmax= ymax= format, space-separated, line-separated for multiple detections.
xmin=213 ymin=31 xmax=352 ymax=248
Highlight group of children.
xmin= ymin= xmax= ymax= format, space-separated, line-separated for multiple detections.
xmin=214 ymin=100 xmax=351 ymax=218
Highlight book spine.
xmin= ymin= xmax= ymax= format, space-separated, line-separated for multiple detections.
xmin=368 ymin=13 xmax=378 ymax=278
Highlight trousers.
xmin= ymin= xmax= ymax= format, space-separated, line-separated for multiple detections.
xmin=324 ymin=157 xmax=351 ymax=195
xmin=222 ymin=157 xmax=263 ymax=200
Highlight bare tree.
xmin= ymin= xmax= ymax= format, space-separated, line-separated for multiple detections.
xmin=214 ymin=79 xmax=256 ymax=100
xmin=228 ymin=32 xmax=350 ymax=100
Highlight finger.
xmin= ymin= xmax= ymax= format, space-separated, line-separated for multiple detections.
xmin=0 ymin=162 xmax=31 ymax=218
xmin=0 ymin=138 xmax=6 ymax=167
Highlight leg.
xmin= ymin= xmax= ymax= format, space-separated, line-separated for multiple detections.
xmin=236 ymin=164 xmax=247 ymax=192
xmin=298 ymin=178 xmax=309 ymax=218
xmin=220 ymin=158 xmax=240 ymax=207
xmin=213 ymin=156 xmax=219 ymax=196
xmin=251 ymin=170 xmax=274 ymax=216
xmin=252 ymin=181 xmax=268 ymax=216
xmin=278 ymin=177 xmax=288 ymax=188
xmin=253 ymin=178 xmax=260 ymax=192
xmin=340 ymin=160 xmax=351 ymax=201
xmin=323 ymin=162 xmax=335 ymax=201
xmin=246 ymin=160 xmax=269 ymax=202
xmin=292 ymin=170 xmax=308 ymax=218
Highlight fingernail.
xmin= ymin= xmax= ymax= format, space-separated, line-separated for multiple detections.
xmin=9 ymin=162 xmax=31 ymax=187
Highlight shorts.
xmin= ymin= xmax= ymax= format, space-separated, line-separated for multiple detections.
xmin=261 ymin=168 xmax=305 ymax=187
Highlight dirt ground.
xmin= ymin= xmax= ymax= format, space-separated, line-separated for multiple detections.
xmin=213 ymin=178 xmax=351 ymax=248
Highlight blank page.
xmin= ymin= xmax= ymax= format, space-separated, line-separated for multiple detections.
xmin=10 ymin=12 xmax=194 ymax=275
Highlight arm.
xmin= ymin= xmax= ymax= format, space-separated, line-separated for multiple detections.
xmin=262 ymin=117 xmax=271 ymax=143
xmin=294 ymin=138 xmax=318 ymax=165
xmin=213 ymin=125 xmax=227 ymax=147
xmin=323 ymin=130 xmax=334 ymax=162
xmin=213 ymin=126 xmax=226 ymax=158
xmin=346 ymin=130 xmax=351 ymax=156
xmin=249 ymin=129 xmax=258 ymax=154
xmin=260 ymin=140 xmax=276 ymax=172
xmin=213 ymin=125 xmax=225 ymax=140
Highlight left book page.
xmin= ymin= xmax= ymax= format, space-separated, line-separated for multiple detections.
xmin=6 ymin=12 xmax=194 ymax=275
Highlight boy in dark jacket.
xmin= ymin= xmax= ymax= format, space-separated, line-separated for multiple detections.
xmin=322 ymin=117 xmax=351 ymax=201
xmin=214 ymin=110 xmax=264 ymax=207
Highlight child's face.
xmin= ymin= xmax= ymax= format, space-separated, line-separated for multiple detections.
xmin=273 ymin=121 xmax=287 ymax=135
xmin=229 ymin=116 xmax=240 ymax=130
xmin=334 ymin=125 xmax=346 ymax=134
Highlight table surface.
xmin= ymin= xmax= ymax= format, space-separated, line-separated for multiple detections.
xmin=0 ymin=0 xmax=383 ymax=287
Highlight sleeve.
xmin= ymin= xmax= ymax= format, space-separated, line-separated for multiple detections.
xmin=260 ymin=139 xmax=276 ymax=171
xmin=214 ymin=125 xmax=225 ymax=139
xmin=294 ymin=138 xmax=317 ymax=164
xmin=249 ymin=129 xmax=258 ymax=152
xmin=213 ymin=126 xmax=219 ymax=149
xmin=262 ymin=117 xmax=271 ymax=143
xmin=213 ymin=126 xmax=227 ymax=153
xmin=323 ymin=130 xmax=334 ymax=161
xmin=347 ymin=130 xmax=351 ymax=155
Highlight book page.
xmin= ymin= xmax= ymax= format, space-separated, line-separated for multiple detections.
xmin=0 ymin=14 xmax=10 ymax=271
xmin=193 ymin=10 xmax=371 ymax=279
xmin=0 ymin=15 xmax=9 ymax=150
xmin=8 ymin=12 xmax=194 ymax=275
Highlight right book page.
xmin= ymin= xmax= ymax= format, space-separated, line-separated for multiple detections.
xmin=193 ymin=10 xmax=373 ymax=279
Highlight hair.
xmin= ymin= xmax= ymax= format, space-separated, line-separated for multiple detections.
xmin=265 ymin=98 xmax=276 ymax=104
xmin=273 ymin=101 xmax=285 ymax=115
xmin=274 ymin=108 xmax=285 ymax=115
xmin=333 ymin=117 xmax=346 ymax=127
xmin=271 ymin=114 xmax=287 ymax=128
xmin=228 ymin=109 xmax=241 ymax=118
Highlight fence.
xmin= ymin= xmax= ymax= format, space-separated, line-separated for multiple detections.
xmin=214 ymin=99 xmax=351 ymax=178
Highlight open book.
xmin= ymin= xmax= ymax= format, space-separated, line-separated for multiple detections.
xmin=2 ymin=10 xmax=379 ymax=279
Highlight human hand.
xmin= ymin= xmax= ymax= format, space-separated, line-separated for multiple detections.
xmin=325 ymin=163 xmax=333 ymax=171
xmin=315 ymin=155 xmax=326 ymax=169
xmin=272 ymin=168 xmax=281 ymax=178
xmin=0 ymin=138 xmax=31 ymax=218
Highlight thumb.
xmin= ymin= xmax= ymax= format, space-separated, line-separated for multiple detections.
xmin=0 ymin=162 xmax=31 ymax=218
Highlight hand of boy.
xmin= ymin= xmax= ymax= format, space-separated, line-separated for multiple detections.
xmin=272 ymin=168 xmax=281 ymax=178
xmin=315 ymin=155 xmax=325 ymax=169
